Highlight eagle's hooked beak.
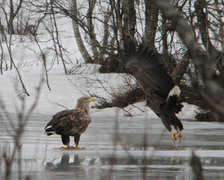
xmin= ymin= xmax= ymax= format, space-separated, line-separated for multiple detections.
xmin=89 ymin=97 xmax=96 ymax=102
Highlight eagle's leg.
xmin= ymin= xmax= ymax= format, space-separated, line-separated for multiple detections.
xmin=171 ymin=129 xmax=184 ymax=143
xmin=74 ymin=133 xmax=84 ymax=150
xmin=61 ymin=135 xmax=73 ymax=149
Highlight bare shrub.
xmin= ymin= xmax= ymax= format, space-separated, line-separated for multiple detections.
xmin=0 ymin=67 xmax=44 ymax=180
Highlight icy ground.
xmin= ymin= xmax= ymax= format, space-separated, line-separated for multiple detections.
xmin=0 ymin=16 xmax=224 ymax=180
xmin=1 ymin=114 xmax=224 ymax=180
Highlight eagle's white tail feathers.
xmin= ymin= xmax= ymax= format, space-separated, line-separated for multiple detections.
xmin=166 ymin=85 xmax=181 ymax=101
xmin=44 ymin=125 xmax=56 ymax=135
xmin=44 ymin=125 xmax=52 ymax=130
xmin=44 ymin=131 xmax=56 ymax=135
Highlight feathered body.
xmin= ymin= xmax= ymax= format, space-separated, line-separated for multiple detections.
xmin=44 ymin=96 xmax=95 ymax=149
xmin=120 ymin=46 xmax=184 ymax=142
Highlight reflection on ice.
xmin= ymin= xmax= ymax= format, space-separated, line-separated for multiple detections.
xmin=44 ymin=151 xmax=224 ymax=180
xmin=45 ymin=153 xmax=190 ymax=180
xmin=1 ymin=114 xmax=224 ymax=179
xmin=46 ymin=154 xmax=81 ymax=171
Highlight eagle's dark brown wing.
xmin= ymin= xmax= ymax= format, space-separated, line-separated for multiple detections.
xmin=120 ymin=47 xmax=174 ymax=98
xmin=44 ymin=109 xmax=91 ymax=136
xmin=120 ymin=46 xmax=183 ymax=134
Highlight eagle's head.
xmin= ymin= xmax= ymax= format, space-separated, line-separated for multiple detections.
xmin=76 ymin=96 xmax=95 ymax=107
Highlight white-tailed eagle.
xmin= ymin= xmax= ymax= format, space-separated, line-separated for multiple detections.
xmin=120 ymin=45 xmax=184 ymax=142
xmin=44 ymin=96 xmax=96 ymax=150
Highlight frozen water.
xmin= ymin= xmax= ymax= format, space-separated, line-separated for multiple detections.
xmin=1 ymin=114 xmax=224 ymax=180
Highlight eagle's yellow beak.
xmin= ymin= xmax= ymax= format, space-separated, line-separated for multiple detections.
xmin=89 ymin=97 xmax=96 ymax=102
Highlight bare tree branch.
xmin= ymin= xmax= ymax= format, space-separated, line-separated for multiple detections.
xmin=144 ymin=0 xmax=158 ymax=50
xmin=71 ymin=0 xmax=93 ymax=63
xmin=156 ymin=0 xmax=224 ymax=117
xmin=194 ymin=0 xmax=219 ymax=58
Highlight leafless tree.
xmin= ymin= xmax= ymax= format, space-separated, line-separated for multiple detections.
xmin=155 ymin=0 xmax=224 ymax=121
xmin=6 ymin=0 xmax=23 ymax=34
xmin=47 ymin=0 xmax=224 ymax=120
xmin=0 ymin=0 xmax=69 ymax=92
xmin=0 ymin=67 xmax=44 ymax=180
xmin=0 ymin=0 xmax=45 ymax=95
xmin=0 ymin=0 xmax=224 ymax=119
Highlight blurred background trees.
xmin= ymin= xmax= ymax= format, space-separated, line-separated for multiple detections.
xmin=0 ymin=0 xmax=224 ymax=121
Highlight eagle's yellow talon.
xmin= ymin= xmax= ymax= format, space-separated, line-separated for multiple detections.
xmin=171 ymin=130 xmax=184 ymax=143
xmin=74 ymin=146 xmax=85 ymax=150
xmin=178 ymin=133 xmax=184 ymax=143
xmin=59 ymin=145 xmax=85 ymax=150
xmin=61 ymin=145 xmax=75 ymax=150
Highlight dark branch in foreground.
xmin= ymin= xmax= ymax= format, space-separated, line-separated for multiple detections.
xmin=156 ymin=0 xmax=224 ymax=118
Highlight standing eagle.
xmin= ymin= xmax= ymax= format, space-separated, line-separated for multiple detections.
xmin=120 ymin=45 xmax=184 ymax=142
xmin=44 ymin=96 xmax=96 ymax=150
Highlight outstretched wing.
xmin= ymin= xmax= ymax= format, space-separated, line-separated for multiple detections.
xmin=119 ymin=45 xmax=183 ymax=132
xmin=120 ymin=47 xmax=174 ymax=99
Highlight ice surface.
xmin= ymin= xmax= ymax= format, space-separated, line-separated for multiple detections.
xmin=0 ymin=8 xmax=222 ymax=180
xmin=1 ymin=114 xmax=224 ymax=180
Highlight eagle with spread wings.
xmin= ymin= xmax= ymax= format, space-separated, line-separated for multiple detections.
xmin=119 ymin=45 xmax=184 ymax=142
xmin=44 ymin=96 xmax=96 ymax=150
